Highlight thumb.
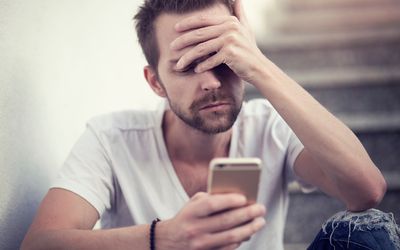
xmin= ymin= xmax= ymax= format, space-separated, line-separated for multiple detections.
xmin=233 ymin=0 xmax=255 ymax=42
xmin=233 ymin=0 xmax=250 ymax=27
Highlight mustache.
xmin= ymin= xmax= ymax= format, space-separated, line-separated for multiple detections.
xmin=190 ymin=91 xmax=235 ymax=111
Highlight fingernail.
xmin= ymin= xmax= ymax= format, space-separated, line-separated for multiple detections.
xmin=176 ymin=61 xmax=183 ymax=69
xmin=258 ymin=205 xmax=266 ymax=214
xmin=255 ymin=217 xmax=266 ymax=228
xmin=235 ymin=194 xmax=247 ymax=203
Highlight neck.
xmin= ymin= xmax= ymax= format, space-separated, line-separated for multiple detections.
xmin=163 ymin=110 xmax=232 ymax=165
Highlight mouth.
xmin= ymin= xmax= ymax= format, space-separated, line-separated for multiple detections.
xmin=199 ymin=102 xmax=231 ymax=111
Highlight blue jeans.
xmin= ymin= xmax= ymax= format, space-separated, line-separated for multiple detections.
xmin=307 ymin=209 xmax=400 ymax=250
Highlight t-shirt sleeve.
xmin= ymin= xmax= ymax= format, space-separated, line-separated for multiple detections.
xmin=50 ymin=123 xmax=114 ymax=216
xmin=284 ymin=125 xmax=315 ymax=193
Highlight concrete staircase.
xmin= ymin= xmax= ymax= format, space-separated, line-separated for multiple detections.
xmin=246 ymin=0 xmax=400 ymax=247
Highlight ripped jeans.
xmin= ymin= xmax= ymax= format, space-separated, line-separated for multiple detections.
xmin=307 ymin=209 xmax=400 ymax=250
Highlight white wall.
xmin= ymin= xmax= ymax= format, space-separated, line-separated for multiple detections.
xmin=0 ymin=0 xmax=160 ymax=248
xmin=0 ymin=0 xmax=271 ymax=248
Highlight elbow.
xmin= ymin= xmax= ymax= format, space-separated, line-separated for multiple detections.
xmin=365 ymin=172 xmax=387 ymax=208
xmin=373 ymin=177 xmax=387 ymax=206
xmin=347 ymin=176 xmax=387 ymax=212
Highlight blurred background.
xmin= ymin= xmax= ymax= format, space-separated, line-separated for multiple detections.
xmin=247 ymin=0 xmax=400 ymax=249
xmin=0 ymin=0 xmax=399 ymax=249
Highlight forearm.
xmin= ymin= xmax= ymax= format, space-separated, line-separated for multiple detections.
xmin=252 ymin=58 xmax=386 ymax=209
xmin=21 ymin=225 xmax=150 ymax=250
xmin=253 ymin=59 xmax=366 ymax=160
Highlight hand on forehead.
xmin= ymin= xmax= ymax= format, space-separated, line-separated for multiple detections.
xmin=157 ymin=2 xmax=233 ymax=67
xmin=168 ymin=0 xmax=254 ymax=75
xmin=172 ymin=0 xmax=247 ymax=36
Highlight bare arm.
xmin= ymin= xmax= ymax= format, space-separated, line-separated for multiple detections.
xmin=21 ymin=188 xmax=150 ymax=250
xmin=253 ymin=62 xmax=387 ymax=211
xmin=171 ymin=0 xmax=386 ymax=212
xmin=22 ymin=189 xmax=265 ymax=250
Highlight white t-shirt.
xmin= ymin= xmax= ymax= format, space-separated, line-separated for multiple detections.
xmin=51 ymin=99 xmax=310 ymax=250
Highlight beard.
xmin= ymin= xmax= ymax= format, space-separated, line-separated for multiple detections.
xmin=167 ymin=90 xmax=243 ymax=134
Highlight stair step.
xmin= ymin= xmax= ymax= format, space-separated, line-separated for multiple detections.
xmin=309 ymin=84 xmax=400 ymax=114
xmin=295 ymin=67 xmax=400 ymax=89
xmin=276 ymin=4 xmax=400 ymax=33
xmin=261 ymin=41 xmax=400 ymax=72
xmin=282 ymin=0 xmax=398 ymax=11
xmin=246 ymin=80 xmax=400 ymax=114
xmin=289 ymin=170 xmax=400 ymax=194
xmin=337 ymin=113 xmax=400 ymax=133
xmin=357 ymin=132 xmax=400 ymax=173
xmin=259 ymin=27 xmax=400 ymax=51
xmin=246 ymin=67 xmax=400 ymax=90
xmin=383 ymin=171 xmax=400 ymax=190
xmin=285 ymin=192 xmax=345 ymax=243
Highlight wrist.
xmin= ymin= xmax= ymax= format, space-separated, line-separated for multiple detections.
xmin=247 ymin=53 xmax=275 ymax=87
xmin=251 ymin=56 xmax=293 ymax=93
xmin=150 ymin=218 xmax=160 ymax=250
xmin=153 ymin=219 xmax=176 ymax=250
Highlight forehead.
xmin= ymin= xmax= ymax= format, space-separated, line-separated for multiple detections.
xmin=154 ymin=3 xmax=231 ymax=62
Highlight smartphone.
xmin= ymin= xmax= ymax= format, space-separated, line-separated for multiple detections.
xmin=207 ymin=157 xmax=262 ymax=204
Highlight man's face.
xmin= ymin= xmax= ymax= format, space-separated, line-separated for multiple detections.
xmin=153 ymin=3 xmax=244 ymax=134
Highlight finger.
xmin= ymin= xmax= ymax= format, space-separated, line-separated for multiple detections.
xmin=190 ymin=193 xmax=247 ymax=217
xmin=195 ymin=51 xmax=226 ymax=73
xmin=199 ymin=217 xmax=266 ymax=248
xmin=175 ymin=15 xmax=231 ymax=32
xmin=200 ymin=204 xmax=266 ymax=233
xmin=233 ymin=0 xmax=255 ymax=45
xmin=176 ymin=37 xmax=223 ymax=71
xmin=191 ymin=192 xmax=209 ymax=201
xmin=171 ymin=24 xmax=227 ymax=51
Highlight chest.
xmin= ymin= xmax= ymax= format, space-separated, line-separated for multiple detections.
xmin=172 ymin=162 xmax=210 ymax=198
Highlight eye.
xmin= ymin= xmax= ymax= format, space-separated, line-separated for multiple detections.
xmin=214 ymin=64 xmax=232 ymax=75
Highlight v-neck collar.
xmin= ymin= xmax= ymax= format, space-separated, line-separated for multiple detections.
xmin=155 ymin=100 xmax=241 ymax=202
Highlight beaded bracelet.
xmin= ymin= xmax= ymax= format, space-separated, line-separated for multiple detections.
xmin=150 ymin=218 xmax=161 ymax=250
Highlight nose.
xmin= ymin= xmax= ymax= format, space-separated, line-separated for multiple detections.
xmin=199 ymin=70 xmax=221 ymax=91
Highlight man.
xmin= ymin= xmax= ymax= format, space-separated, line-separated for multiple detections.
xmin=22 ymin=0 xmax=389 ymax=249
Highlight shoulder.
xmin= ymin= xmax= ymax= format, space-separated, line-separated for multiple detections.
xmin=238 ymin=99 xmax=291 ymax=139
xmin=87 ymin=109 xmax=160 ymax=133
xmin=240 ymin=99 xmax=279 ymax=121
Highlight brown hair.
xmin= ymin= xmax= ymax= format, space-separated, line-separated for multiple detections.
xmin=134 ymin=0 xmax=233 ymax=70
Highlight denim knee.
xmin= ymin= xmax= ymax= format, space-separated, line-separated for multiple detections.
xmin=308 ymin=208 xmax=400 ymax=250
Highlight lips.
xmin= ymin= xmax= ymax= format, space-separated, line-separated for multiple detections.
xmin=200 ymin=102 xmax=231 ymax=110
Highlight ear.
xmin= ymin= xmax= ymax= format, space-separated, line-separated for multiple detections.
xmin=144 ymin=66 xmax=167 ymax=97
